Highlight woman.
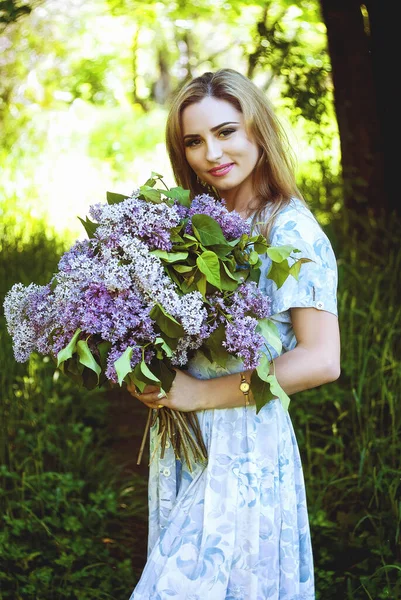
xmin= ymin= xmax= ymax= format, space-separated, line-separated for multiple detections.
xmin=128 ymin=68 xmax=340 ymax=600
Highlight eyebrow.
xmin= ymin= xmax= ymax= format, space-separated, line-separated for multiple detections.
xmin=183 ymin=121 xmax=240 ymax=140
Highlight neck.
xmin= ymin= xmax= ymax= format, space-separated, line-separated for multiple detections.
xmin=220 ymin=184 xmax=255 ymax=217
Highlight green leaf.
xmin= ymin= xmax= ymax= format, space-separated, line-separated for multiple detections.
xmin=76 ymin=340 xmax=101 ymax=381
xmin=155 ymin=336 xmax=173 ymax=358
xmin=191 ymin=214 xmax=227 ymax=246
xmin=127 ymin=360 xmax=161 ymax=394
xmin=163 ymin=187 xmax=191 ymax=207
xmin=203 ymin=323 xmax=231 ymax=364
xmin=77 ymin=217 xmax=98 ymax=239
xmin=98 ymin=340 xmax=112 ymax=371
xmin=150 ymin=359 xmax=176 ymax=393
xmin=209 ymin=243 xmax=233 ymax=258
xmin=289 ymin=257 xmax=313 ymax=280
xmin=196 ymin=251 xmax=221 ymax=288
xmin=138 ymin=185 xmax=163 ymax=203
xmin=196 ymin=273 xmax=207 ymax=297
xmin=57 ymin=328 xmax=81 ymax=367
xmin=256 ymin=318 xmax=282 ymax=355
xmin=255 ymin=354 xmax=290 ymax=412
xmin=60 ymin=355 xmax=84 ymax=385
xmin=151 ymin=171 xmax=164 ymax=179
xmin=248 ymin=268 xmax=260 ymax=284
xmin=251 ymin=370 xmax=275 ymax=413
xmin=114 ymin=347 xmax=133 ymax=386
xmin=174 ymin=239 xmax=199 ymax=252
xmin=266 ymin=245 xmax=300 ymax=263
xmin=150 ymin=303 xmax=185 ymax=338
xmin=220 ymin=262 xmax=242 ymax=291
xmin=106 ymin=191 xmax=129 ymax=205
xmin=251 ymin=235 xmax=268 ymax=254
xmin=151 ymin=250 xmax=189 ymax=263
xmin=140 ymin=360 xmax=161 ymax=385
xmin=159 ymin=332 xmax=179 ymax=351
xmin=248 ymin=250 xmax=260 ymax=265
xmin=82 ymin=367 xmax=99 ymax=390
xmin=265 ymin=373 xmax=290 ymax=412
xmin=165 ymin=265 xmax=182 ymax=287
xmin=130 ymin=363 xmax=147 ymax=393
xmin=267 ymin=260 xmax=292 ymax=289
xmin=173 ymin=264 xmax=194 ymax=273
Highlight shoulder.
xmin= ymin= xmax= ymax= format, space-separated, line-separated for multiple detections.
xmin=270 ymin=198 xmax=322 ymax=245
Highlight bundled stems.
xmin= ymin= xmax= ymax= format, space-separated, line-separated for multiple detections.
xmin=136 ymin=407 xmax=208 ymax=472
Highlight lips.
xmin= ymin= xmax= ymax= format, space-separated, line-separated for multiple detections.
xmin=207 ymin=163 xmax=234 ymax=177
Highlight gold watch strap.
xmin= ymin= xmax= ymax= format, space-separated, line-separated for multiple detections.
xmin=240 ymin=373 xmax=250 ymax=406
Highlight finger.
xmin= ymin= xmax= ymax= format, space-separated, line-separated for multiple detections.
xmin=138 ymin=391 xmax=167 ymax=404
xmin=126 ymin=385 xmax=138 ymax=398
xmin=142 ymin=384 xmax=160 ymax=394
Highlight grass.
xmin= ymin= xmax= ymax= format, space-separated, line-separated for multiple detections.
xmin=0 ymin=209 xmax=147 ymax=599
xmin=291 ymin=209 xmax=401 ymax=599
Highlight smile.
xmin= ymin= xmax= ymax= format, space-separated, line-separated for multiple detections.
xmin=207 ymin=163 xmax=234 ymax=177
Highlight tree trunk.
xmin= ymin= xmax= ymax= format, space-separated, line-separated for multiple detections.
xmin=319 ymin=0 xmax=392 ymax=217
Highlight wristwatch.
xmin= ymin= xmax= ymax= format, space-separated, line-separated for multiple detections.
xmin=239 ymin=373 xmax=250 ymax=406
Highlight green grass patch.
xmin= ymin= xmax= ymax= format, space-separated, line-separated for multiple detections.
xmin=291 ymin=210 xmax=401 ymax=599
xmin=0 ymin=212 xmax=147 ymax=599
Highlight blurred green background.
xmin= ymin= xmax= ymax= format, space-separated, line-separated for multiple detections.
xmin=1 ymin=1 xmax=399 ymax=599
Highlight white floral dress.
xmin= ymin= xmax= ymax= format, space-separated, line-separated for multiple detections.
xmin=129 ymin=199 xmax=338 ymax=600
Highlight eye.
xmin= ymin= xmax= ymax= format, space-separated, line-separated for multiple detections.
xmin=185 ymin=138 xmax=201 ymax=148
xmin=218 ymin=128 xmax=236 ymax=138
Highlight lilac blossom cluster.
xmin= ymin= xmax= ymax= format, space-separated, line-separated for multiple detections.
xmin=221 ymin=282 xmax=272 ymax=369
xmin=90 ymin=194 xmax=182 ymax=251
xmin=4 ymin=189 xmax=271 ymax=385
xmin=186 ymin=194 xmax=251 ymax=240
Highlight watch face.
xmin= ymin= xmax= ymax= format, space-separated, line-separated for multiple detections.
xmin=240 ymin=382 xmax=250 ymax=393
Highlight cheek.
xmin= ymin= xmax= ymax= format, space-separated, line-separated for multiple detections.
xmin=235 ymin=136 xmax=258 ymax=158
xmin=184 ymin=149 xmax=197 ymax=171
xmin=244 ymin=141 xmax=260 ymax=166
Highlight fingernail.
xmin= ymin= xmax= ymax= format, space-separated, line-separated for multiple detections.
xmin=157 ymin=391 xmax=166 ymax=399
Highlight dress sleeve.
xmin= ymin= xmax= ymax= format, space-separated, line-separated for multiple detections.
xmin=257 ymin=199 xmax=338 ymax=318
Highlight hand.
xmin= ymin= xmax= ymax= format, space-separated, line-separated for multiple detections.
xmin=126 ymin=369 xmax=207 ymax=412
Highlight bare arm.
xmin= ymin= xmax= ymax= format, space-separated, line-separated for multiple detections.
xmin=127 ymin=307 xmax=341 ymax=411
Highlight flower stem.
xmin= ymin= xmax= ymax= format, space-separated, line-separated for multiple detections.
xmin=137 ymin=408 xmax=153 ymax=466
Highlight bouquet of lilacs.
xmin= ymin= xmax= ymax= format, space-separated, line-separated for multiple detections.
xmin=4 ymin=173 xmax=305 ymax=468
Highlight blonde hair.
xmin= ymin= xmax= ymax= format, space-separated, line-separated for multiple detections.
xmin=165 ymin=68 xmax=305 ymax=239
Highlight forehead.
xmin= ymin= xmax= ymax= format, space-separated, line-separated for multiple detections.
xmin=182 ymin=97 xmax=242 ymax=134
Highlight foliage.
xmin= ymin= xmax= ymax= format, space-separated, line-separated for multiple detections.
xmin=0 ymin=0 xmax=35 ymax=28
xmin=0 ymin=212 xmax=147 ymax=599
xmin=88 ymin=106 xmax=168 ymax=176
xmin=291 ymin=211 xmax=401 ymax=599
xmin=0 ymin=0 xmax=339 ymax=183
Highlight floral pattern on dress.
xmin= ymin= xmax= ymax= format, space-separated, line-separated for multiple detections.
xmin=129 ymin=198 xmax=338 ymax=600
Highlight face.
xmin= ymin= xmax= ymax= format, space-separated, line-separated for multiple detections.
xmin=181 ymin=97 xmax=260 ymax=201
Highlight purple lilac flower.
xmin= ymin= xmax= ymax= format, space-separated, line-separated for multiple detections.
xmin=90 ymin=195 xmax=182 ymax=251
xmin=3 ymin=283 xmax=54 ymax=361
xmin=205 ymin=282 xmax=271 ymax=369
xmin=229 ymin=281 xmax=271 ymax=320
xmin=223 ymin=315 xmax=265 ymax=370
xmin=187 ymin=194 xmax=251 ymax=240
xmin=58 ymin=239 xmax=96 ymax=272
xmin=173 ymin=200 xmax=189 ymax=220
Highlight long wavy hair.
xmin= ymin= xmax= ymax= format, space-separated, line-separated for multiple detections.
xmin=165 ymin=68 xmax=305 ymax=239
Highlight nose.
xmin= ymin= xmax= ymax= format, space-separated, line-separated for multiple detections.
xmin=205 ymin=138 xmax=223 ymax=163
